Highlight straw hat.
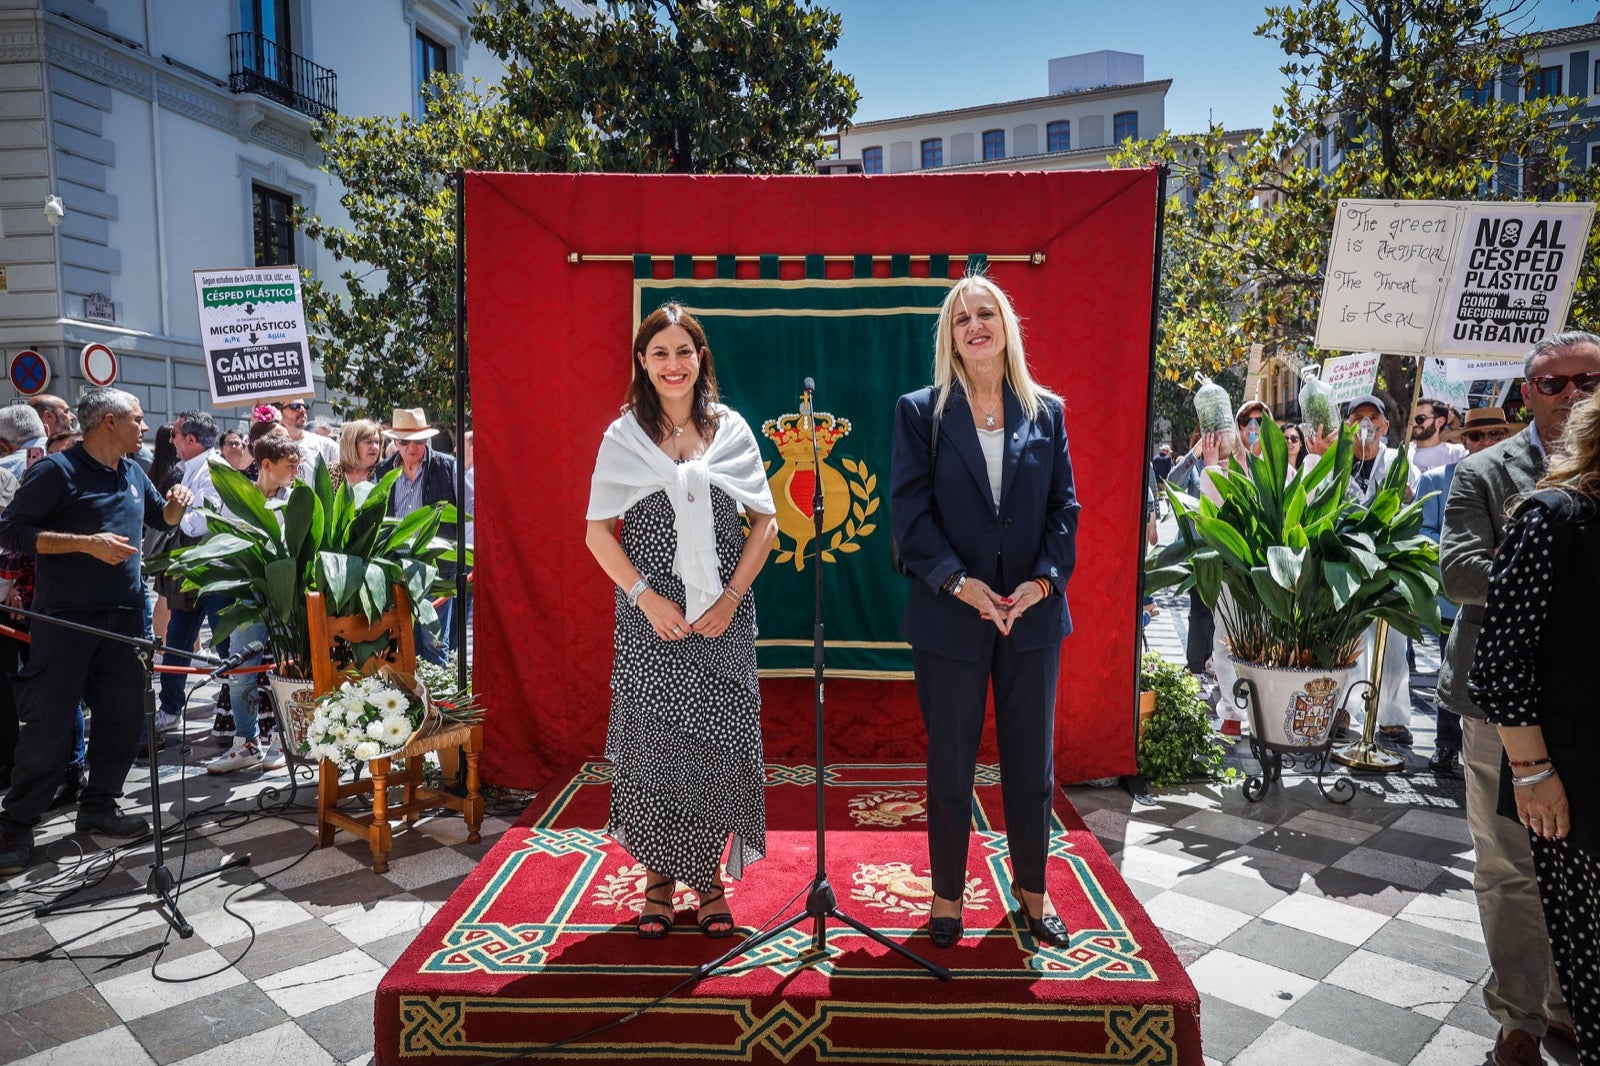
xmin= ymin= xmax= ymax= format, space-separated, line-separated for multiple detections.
xmin=1444 ymin=408 xmax=1524 ymax=442
xmin=386 ymin=407 xmax=439 ymax=441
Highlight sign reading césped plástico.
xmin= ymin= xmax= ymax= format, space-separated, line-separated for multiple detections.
xmin=192 ymin=266 xmax=313 ymax=407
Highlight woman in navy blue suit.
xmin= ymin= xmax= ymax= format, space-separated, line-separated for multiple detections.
xmin=890 ymin=275 xmax=1080 ymax=950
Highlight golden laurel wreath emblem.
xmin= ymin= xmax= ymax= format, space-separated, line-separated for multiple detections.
xmin=761 ymin=406 xmax=881 ymax=570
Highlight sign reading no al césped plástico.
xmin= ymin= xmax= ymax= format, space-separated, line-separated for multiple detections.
xmin=192 ymin=266 xmax=313 ymax=407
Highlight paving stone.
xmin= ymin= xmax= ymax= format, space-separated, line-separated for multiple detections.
xmin=325 ymin=896 xmax=434 ymax=947
xmin=256 ymin=947 xmax=384 ymax=1017
xmin=64 ymin=919 xmax=211 ymax=984
xmin=1442 ymin=986 xmax=1501 ymax=1040
xmin=126 ymin=983 xmax=286 ymax=1065
xmin=234 ymin=919 xmax=358 ymax=981
xmin=1196 ymin=990 xmax=1274 ymax=1063
xmin=1187 ymin=948 xmax=1318 ymax=1018
xmin=1169 ymin=866 xmax=1294 ymax=914
xmin=10 ymin=1023 xmax=156 ymax=1066
xmin=1142 ymin=889 xmax=1253 ymax=945
xmin=95 ymin=948 xmax=246 ymax=1023
xmin=1298 ymin=866 xmax=1418 ymax=917
xmin=1362 ymin=826 xmax=1473 ymax=866
xmin=1280 ymin=982 xmax=1439 ymax=1063
xmin=296 ymin=990 xmax=379 ymax=1062
xmin=1218 ymin=919 xmax=1356 ymax=981
xmin=163 ymin=1020 xmax=333 ymax=1065
xmin=1330 ymin=844 xmax=1451 ymax=890
xmin=1408 ymin=1023 xmax=1496 ymax=1066
xmin=0 ymin=922 xmax=62 ymax=974
xmin=0 ymin=952 xmax=88 ymax=1014
xmin=1260 ymin=891 xmax=1389 ymax=946
xmin=1325 ymin=948 xmax=1472 ymax=1017
xmin=1231 ymin=1020 xmax=1398 ymax=1066
xmin=1362 ymin=917 xmax=1489 ymax=983
xmin=1245 ymin=825 xmax=1361 ymax=865
xmin=0 ymin=985 xmax=120 ymax=1062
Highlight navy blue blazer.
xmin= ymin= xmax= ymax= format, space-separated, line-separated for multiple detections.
xmin=890 ymin=384 xmax=1080 ymax=661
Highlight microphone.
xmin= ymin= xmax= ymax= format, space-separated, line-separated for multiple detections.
xmin=800 ymin=377 xmax=815 ymax=418
xmin=209 ymin=640 xmax=265 ymax=678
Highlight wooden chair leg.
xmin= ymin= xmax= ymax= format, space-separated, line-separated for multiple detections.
xmin=403 ymin=757 xmax=425 ymax=825
xmin=463 ymin=741 xmax=483 ymax=844
xmin=369 ymin=756 xmax=392 ymax=873
xmin=316 ymin=758 xmax=338 ymax=847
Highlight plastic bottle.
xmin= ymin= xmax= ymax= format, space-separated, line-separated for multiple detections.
xmin=1298 ymin=366 xmax=1338 ymax=438
xmin=1193 ymin=373 xmax=1232 ymax=435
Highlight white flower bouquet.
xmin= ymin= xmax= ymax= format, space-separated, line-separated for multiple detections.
xmin=301 ymin=664 xmax=437 ymax=766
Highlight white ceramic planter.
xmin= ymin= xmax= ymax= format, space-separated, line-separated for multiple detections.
xmin=1230 ymin=658 xmax=1358 ymax=749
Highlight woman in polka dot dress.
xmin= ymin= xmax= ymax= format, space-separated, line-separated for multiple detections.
xmin=586 ymin=304 xmax=778 ymax=940
xmin=1470 ymin=390 xmax=1600 ymax=1062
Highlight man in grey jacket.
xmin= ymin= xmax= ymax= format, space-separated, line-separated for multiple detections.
xmin=1438 ymin=330 xmax=1600 ymax=1066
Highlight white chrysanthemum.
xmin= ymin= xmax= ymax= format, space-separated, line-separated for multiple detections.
xmin=366 ymin=720 xmax=387 ymax=740
xmin=353 ymin=740 xmax=382 ymax=761
xmin=380 ymin=716 xmax=410 ymax=744
xmin=327 ymin=723 xmax=347 ymax=742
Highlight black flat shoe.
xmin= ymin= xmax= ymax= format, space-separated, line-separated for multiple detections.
xmin=928 ymin=915 xmax=963 ymax=948
xmin=1010 ymin=879 xmax=1071 ymax=948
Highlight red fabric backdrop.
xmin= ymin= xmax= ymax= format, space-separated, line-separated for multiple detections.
xmin=465 ymin=170 xmax=1159 ymax=788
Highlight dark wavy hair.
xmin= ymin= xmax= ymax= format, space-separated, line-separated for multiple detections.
xmin=626 ymin=303 xmax=720 ymax=443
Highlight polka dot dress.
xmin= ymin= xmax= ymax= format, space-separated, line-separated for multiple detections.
xmin=606 ymin=484 xmax=765 ymax=894
xmin=1471 ymin=501 xmax=1599 ymax=1062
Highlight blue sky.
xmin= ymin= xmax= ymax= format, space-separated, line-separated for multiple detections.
xmin=825 ymin=0 xmax=1593 ymax=134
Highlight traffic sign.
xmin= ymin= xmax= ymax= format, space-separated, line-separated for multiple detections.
xmin=80 ymin=342 xmax=117 ymax=387
xmin=8 ymin=350 xmax=50 ymax=395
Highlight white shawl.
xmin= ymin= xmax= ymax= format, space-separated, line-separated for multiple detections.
xmin=587 ymin=405 xmax=775 ymax=622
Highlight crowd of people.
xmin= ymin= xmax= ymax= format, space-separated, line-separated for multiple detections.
xmin=0 ymin=391 xmax=472 ymax=877
xmin=1152 ymin=331 xmax=1600 ymax=1065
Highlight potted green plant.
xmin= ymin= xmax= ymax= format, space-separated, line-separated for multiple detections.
xmin=157 ymin=459 xmax=465 ymax=748
xmin=1136 ymin=653 xmax=1236 ymax=786
xmin=1145 ymin=418 xmax=1440 ymax=752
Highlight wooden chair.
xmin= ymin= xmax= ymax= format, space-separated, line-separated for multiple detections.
xmin=306 ymin=587 xmax=483 ymax=873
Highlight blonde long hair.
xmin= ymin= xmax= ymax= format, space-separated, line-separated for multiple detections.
xmin=931 ymin=275 xmax=1057 ymax=422
xmin=1540 ymin=391 xmax=1600 ymax=500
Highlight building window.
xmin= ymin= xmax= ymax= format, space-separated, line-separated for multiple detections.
xmin=1527 ymin=65 xmax=1562 ymax=100
xmin=1465 ymin=79 xmax=1493 ymax=106
xmin=862 ymin=146 xmax=883 ymax=174
xmin=1594 ymin=58 xmax=1599 ymax=97
xmin=252 ymin=184 xmax=295 ymax=267
xmin=416 ymin=30 xmax=448 ymax=114
xmin=1113 ymin=111 xmax=1138 ymax=142
xmin=1309 ymin=140 xmax=1322 ymax=169
xmin=921 ymin=138 xmax=943 ymax=169
xmin=1046 ymin=120 xmax=1070 ymax=152
xmin=1590 ymin=143 xmax=1600 ymax=169
xmin=982 ymin=129 xmax=1004 ymax=161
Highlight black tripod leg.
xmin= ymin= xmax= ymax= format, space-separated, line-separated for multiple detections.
xmin=825 ymin=907 xmax=952 ymax=980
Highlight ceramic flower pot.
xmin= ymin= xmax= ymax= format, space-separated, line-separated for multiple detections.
xmin=1230 ymin=658 xmax=1358 ymax=749
xmin=266 ymin=672 xmax=316 ymax=753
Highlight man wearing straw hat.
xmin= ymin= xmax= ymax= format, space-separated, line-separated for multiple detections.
xmin=1417 ymin=408 xmax=1524 ymax=776
xmin=374 ymin=408 xmax=468 ymax=665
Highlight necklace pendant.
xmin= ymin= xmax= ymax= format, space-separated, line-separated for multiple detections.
xmin=985 ymin=414 xmax=996 ymax=428
xmin=672 ymin=424 xmax=683 ymax=437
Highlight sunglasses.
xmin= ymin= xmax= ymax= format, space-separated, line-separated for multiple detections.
xmin=279 ymin=401 xmax=309 ymax=411
xmin=1462 ymin=428 xmax=1513 ymax=444
xmin=222 ymin=440 xmax=246 ymax=449
xmin=1412 ymin=413 xmax=1439 ymax=425
xmin=1529 ymin=373 xmax=1600 ymax=396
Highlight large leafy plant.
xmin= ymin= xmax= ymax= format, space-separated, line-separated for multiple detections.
xmin=161 ymin=459 xmax=465 ymax=679
xmin=1146 ymin=418 xmax=1440 ymax=669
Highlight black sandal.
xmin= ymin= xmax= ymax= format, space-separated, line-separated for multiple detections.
xmin=696 ymin=885 xmax=735 ymax=939
xmin=637 ymin=875 xmax=675 ymax=939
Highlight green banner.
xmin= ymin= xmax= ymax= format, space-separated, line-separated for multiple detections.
xmin=637 ymin=276 xmax=953 ymax=678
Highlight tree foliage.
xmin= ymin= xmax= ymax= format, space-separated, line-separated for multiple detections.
xmin=1116 ymin=0 xmax=1597 ymax=425
xmin=302 ymin=0 xmax=858 ymax=420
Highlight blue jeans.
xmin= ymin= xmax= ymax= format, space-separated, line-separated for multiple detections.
xmin=415 ymin=596 xmax=453 ymax=667
xmin=225 ymin=620 xmax=268 ymax=744
xmin=158 ymin=593 xmax=227 ymax=718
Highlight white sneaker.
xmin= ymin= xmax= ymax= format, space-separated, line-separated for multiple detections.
xmin=259 ymin=734 xmax=287 ymax=771
xmin=205 ymin=738 xmax=264 ymax=774
xmin=153 ymin=710 xmax=181 ymax=732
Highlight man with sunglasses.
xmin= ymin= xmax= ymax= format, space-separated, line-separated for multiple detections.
xmin=1409 ymin=397 xmax=1466 ymax=475
xmin=1438 ymin=330 xmax=1600 ymax=1065
xmin=273 ymin=398 xmax=339 ymax=481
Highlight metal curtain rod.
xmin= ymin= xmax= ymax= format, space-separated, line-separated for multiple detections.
xmin=566 ymin=252 xmax=1046 ymax=265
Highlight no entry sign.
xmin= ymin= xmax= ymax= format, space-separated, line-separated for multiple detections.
xmin=80 ymin=342 xmax=117 ymax=386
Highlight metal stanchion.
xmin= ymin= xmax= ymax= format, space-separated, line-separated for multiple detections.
xmin=1332 ymin=620 xmax=1404 ymax=771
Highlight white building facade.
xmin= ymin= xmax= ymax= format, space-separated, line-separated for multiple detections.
xmin=0 ymin=0 xmax=501 ymax=426
xmin=825 ymin=50 xmax=1170 ymax=176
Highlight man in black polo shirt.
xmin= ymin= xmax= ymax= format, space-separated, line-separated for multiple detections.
xmin=0 ymin=388 xmax=192 ymax=875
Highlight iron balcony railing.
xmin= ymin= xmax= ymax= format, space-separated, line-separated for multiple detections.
xmin=228 ymin=31 xmax=337 ymax=120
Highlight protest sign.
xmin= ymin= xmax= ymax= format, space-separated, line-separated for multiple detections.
xmin=192 ymin=267 xmax=313 ymax=407
xmin=1419 ymin=359 xmax=1470 ymax=410
xmin=1316 ymin=201 xmax=1455 ymax=355
xmin=1319 ymin=351 xmax=1382 ymax=403
xmin=1443 ymin=357 xmax=1522 ymax=383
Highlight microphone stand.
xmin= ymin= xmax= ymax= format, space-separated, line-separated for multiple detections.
xmin=12 ymin=604 xmax=252 ymax=936
xmin=694 ymin=379 xmax=950 ymax=984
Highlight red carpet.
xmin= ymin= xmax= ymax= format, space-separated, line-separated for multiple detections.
xmin=376 ymin=762 xmax=1201 ymax=1064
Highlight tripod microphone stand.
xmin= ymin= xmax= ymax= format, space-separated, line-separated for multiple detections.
xmin=15 ymin=605 xmax=252 ymax=937
xmin=695 ymin=378 xmax=950 ymax=984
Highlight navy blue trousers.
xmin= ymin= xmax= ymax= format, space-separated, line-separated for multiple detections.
xmin=914 ymin=634 xmax=1062 ymax=903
